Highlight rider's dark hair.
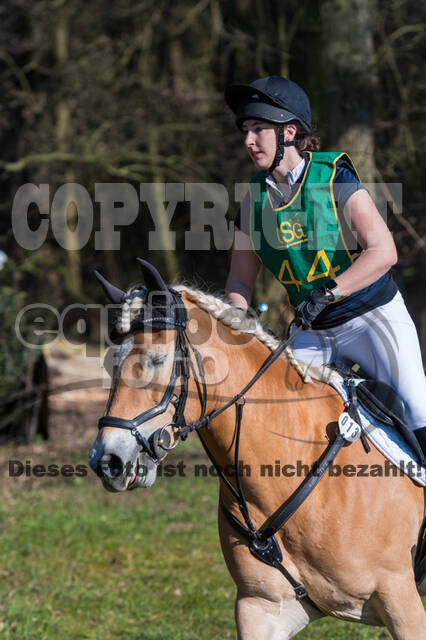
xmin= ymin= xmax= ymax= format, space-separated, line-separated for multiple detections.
xmin=291 ymin=122 xmax=321 ymax=151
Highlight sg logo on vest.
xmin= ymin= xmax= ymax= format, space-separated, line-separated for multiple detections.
xmin=277 ymin=221 xmax=308 ymax=248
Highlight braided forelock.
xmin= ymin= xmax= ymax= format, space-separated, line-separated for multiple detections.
xmin=115 ymin=286 xmax=144 ymax=334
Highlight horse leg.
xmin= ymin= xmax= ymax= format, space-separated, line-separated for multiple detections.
xmin=235 ymin=592 xmax=324 ymax=640
xmin=371 ymin=574 xmax=426 ymax=640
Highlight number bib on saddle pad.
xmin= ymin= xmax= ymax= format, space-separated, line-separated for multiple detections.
xmin=249 ymin=151 xmax=360 ymax=307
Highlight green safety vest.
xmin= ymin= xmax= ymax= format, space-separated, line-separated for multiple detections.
xmin=249 ymin=151 xmax=360 ymax=307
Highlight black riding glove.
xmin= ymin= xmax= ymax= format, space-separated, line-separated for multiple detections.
xmin=295 ymin=286 xmax=332 ymax=329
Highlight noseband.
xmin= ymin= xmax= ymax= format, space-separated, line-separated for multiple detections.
xmin=98 ymin=287 xmax=207 ymax=462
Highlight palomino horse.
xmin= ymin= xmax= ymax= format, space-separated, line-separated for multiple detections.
xmin=89 ymin=260 xmax=425 ymax=639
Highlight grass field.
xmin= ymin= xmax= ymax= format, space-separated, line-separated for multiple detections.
xmin=0 ymin=363 xmax=423 ymax=640
xmin=3 ymin=433 xmax=417 ymax=640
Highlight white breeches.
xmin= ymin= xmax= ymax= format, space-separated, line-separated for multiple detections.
xmin=292 ymin=291 xmax=426 ymax=430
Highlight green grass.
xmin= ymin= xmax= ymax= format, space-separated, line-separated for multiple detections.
xmin=0 ymin=473 xmax=233 ymax=640
xmin=0 ymin=448 xmax=421 ymax=639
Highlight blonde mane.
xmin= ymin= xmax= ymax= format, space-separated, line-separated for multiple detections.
xmin=116 ymin=283 xmax=329 ymax=384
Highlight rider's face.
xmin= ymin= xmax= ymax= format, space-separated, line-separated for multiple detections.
xmin=242 ymin=119 xmax=278 ymax=169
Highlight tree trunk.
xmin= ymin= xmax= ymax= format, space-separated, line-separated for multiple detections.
xmin=276 ymin=4 xmax=289 ymax=77
xmin=148 ymin=128 xmax=179 ymax=281
xmin=55 ymin=13 xmax=83 ymax=296
xmin=321 ymin=0 xmax=377 ymax=183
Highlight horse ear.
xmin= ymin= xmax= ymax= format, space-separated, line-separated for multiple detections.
xmin=136 ymin=258 xmax=173 ymax=304
xmin=93 ymin=270 xmax=125 ymax=304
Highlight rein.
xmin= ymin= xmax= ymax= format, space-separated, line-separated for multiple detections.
xmin=99 ymin=288 xmax=303 ymax=461
xmin=99 ymin=288 xmax=346 ymax=609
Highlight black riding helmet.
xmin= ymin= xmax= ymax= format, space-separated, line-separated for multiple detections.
xmin=225 ymin=76 xmax=312 ymax=172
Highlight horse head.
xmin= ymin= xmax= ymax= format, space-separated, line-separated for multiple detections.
xmin=89 ymin=259 xmax=194 ymax=492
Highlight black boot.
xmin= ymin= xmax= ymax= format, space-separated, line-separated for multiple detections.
xmin=414 ymin=427 xmax=426 ymax=466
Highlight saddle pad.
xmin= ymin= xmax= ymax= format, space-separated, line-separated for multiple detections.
xmin=329 ymin=375 xmax=426 ymax=487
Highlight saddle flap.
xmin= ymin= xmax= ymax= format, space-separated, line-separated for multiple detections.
xmin=356 ymin=380 xmax=425 ymax=466
xmin=356 ymin=380 xmax=405 ymax=428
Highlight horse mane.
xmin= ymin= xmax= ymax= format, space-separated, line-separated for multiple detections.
xmin=116 ymin=283 xmax=329 ymax=384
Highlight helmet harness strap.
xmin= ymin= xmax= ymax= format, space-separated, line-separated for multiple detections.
xmin=268 ymin=123 xmax=298 ymax=173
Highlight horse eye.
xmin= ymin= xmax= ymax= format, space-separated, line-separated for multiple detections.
xmin=103 ymin=347 xmax=120 ymax=377
xmin=151 ymin=354 xmax=167 ymax=367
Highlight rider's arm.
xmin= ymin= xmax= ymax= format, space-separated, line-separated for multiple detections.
xmin=226 ymin=229 xmax=261 ymax=309
xmin=333 ymin=189 xmax=398 ymax=297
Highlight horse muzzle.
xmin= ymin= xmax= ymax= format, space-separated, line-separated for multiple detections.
xmin=89 ymin=427 xmax=169 ymax=491
xmin=98 ymin=451 xmax=158 ymax=491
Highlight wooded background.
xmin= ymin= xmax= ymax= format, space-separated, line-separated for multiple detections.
xmin=0 ymin=0 xmax=425 ymax=350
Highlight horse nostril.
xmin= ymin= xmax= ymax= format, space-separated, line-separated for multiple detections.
xmin=100 ymin=453 xmax=124 ymax=479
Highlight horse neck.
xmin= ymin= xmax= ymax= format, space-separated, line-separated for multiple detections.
xmin=182 ymin=297 xmax=321 ymax=474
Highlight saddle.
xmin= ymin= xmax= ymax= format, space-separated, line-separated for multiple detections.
xmin=326 ymin=362 xmax=424 ymax=465
xmin=347 ymin=378 xmax=425 ymax=466
xmin=356 ymin=380 xmax=406 ymax=428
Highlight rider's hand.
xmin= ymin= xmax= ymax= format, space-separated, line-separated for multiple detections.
xmin=219 ymin=306 xmax=258 ymax=332
xmin=294 ymin=287 xmax=333 ymax=329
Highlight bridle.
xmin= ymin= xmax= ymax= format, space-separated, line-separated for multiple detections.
xmin=98 ymin=287 xmax=209 ymax=462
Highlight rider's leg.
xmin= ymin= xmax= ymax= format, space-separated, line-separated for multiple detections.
xmin=291 ymin=291 xmax=426 ymax=452
xmin=335 ymin=292 xmax=426 ymax=432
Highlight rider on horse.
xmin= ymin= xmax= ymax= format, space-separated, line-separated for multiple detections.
xmin=224 ymin=75 xmax=426 ymax=458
